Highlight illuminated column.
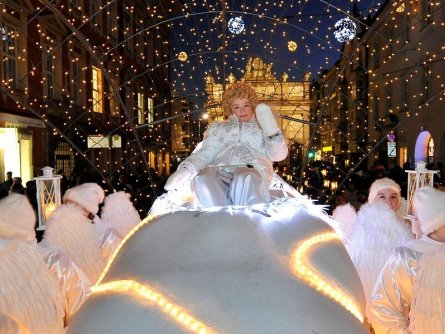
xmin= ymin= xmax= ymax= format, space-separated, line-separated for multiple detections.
xmin=405 ymin=161 xmax=438 ymax=219
xmin=34 ymin=166 xmax=63 ymax=231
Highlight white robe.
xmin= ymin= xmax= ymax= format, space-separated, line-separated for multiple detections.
xmin=179 ymin=114 xmax=288 ymax=204
xmin=370 ymin=236 xmax=445 ymax=333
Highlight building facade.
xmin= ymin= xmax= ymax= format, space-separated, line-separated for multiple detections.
xmin=313 ymin=0 xmax=445 ymax=171
xmin=0 ymin=0 xmax=173 ymax=185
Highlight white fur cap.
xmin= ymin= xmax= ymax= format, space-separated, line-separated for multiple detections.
xmin=0 ymin=194 xmax=35 ymax=241
xmin=413 ymin=186 xmax=445 ymax=235
xmin=368 ymin=177 xmax=401 ymax=204
xmin=63 ymin=183 xmax=105 ymax=215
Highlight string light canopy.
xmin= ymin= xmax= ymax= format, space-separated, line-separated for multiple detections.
xmin=1 ymin=0 xmax=441 ymax=210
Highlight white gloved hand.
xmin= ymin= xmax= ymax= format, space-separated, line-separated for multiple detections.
xmin=255 ymin=103 xmax=280 ymax=137
xmin=164 ymin=166 xmax=192 ymax=191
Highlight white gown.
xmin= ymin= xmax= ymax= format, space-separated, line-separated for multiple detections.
xmin=370 ymin=236 xmax=445 ymax=333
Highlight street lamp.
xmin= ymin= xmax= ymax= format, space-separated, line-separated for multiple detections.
xmin=34 ymin=166 xmax=63 ymax=231
xmin=405 ymin=161 xmax=438 ymax=221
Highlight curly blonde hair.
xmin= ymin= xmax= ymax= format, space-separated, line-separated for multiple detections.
xmin=222 ymin=82 xmax=259 ymax=117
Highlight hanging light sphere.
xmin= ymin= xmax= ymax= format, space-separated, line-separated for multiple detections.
xmin=288 ymin=41 xmax=298 ymax=52
xmin=228 ymin=17 xmax=245 ymax=34
xmin=333 ymin=17 xmax=357 ymax=42
xmin=178 ymin=51 xmax=188 ymax=62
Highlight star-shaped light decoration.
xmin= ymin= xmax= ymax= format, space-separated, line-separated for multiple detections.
xmin=333 ymin=17 xmax=357 ymax=43
xmin=228 ymin=17 xmax=245 ymax=34
xmin=178 ymin=51 xmax=188 ymax=62
xmin=288 ymin=41 xmax=298 ymax=52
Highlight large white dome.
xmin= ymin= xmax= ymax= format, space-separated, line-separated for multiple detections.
xmin=68 ymin=198 xmax=368 ymax=333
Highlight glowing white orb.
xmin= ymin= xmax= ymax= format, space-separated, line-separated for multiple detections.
xmin=228 ymin=17 xmax=245 ymax=34
xmin=334 ymin=17 xmax=357 ymax=43
xmin=178 ymin=51 xmax=188 ymax=62
xmin=288 ymin=41 xmax=298 ymax=52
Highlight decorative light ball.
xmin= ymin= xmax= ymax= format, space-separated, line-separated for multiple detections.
xmin=288 ymin=41 xmax=298 ymax=52
xmin=396 ymin=3 xmax=405 ymax=12
xmin=178 ymin=51 xmax=188 ymax=62
xmin=228 ymin=17 xmax=245 ymax=34
xmin=333 ymin=17 xmax=357 ymax=43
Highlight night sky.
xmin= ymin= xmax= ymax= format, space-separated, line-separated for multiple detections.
xmin=168 ymin=0 xmax=384 ymax=107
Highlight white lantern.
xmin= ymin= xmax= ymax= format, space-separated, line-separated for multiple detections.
xmin=34 ymin=166 xmax=63 ymax=230
xmin=405 ymin=161 xmax=438 ymax=219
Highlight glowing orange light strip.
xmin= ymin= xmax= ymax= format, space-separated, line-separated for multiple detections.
xmin=96 ymin=214 xmax=156 ymax=285
xmin=92 ymin=280 xmax=214 ymax=334
xmin=292 ymin=232 xmax=364 ymax=323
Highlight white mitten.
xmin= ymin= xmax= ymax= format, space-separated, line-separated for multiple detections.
xmin=255 ymin=103 xmax=280 ymax=137
xmin=164 ymin=166 xmax=192 ymax=191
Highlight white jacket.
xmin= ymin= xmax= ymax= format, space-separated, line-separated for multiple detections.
xmin=180 ymin=114 xmax=288 ymax=200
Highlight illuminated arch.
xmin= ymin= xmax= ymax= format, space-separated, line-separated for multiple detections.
xmin=414 ymin=130 xmax=432 ymax=163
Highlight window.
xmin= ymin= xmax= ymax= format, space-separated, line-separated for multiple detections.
xmin=401 ymin=77 xmax=409 ymax=107
xmin=43 ymin=43 xmax=54 ymax=99
xmin=423 ymin=65 xmax=432 ymax=102
xmin=137 ymin=92 xmax=145 ymax=124
xmin=147 ymin=97 xmax=154 ymax=126
xmin=374 ymin=40 xmax=380 ymax=69
xmin=70 ymin=55 xmax=79 ymax=104
xmin=1 ymin=23 xmax=17 ymax=87
xmin=373 ymin=94 xmax=379 ymax=121
xmin=109 ymin=76 xmax=119 ymax=117
xmin=90 ymin=0 xmax=102 ymax=29
xmin=385 ymin=84 xmax=392 ymax=111
xmin=122 ymin=7 xmax=133 ymax=50
xmin=422 ymin=0 xmax=433 ymax=25
xmin=92 ymin=66 xmax=103 ymax=113
xmin=428 ymin=137 xmax=434 ymax=163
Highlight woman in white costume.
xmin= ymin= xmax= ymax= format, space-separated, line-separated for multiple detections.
xmin=347 ymin=178 xmax=414 ymax=322
xmin=409 ymin=247 xmax=445 ymax=334
xmin=164 ymin=82 xmax=288 ymax=207
xmin=100 ymin=191 xmax=141 ymax=239
xmin=370 ymin=186 xmax=445 ymax=333
xmin=61 ymin=182 xmax=122 ymax=263
xmin=0 ymin=193 xmax=91 ymax=323
xmin=0 ymin=194 xmax=65 ymax=333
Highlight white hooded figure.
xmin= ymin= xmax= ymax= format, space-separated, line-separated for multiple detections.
xmin=347 ymin=178 xmax=414 ymax=321
xmin=0 ymin=194 xmax=65 ymax=334
xmin=41 ymin=201 xmax=105 ymax=284
xmin=100 ymin=191 xmax=141 ymax=239
xmin=371 ymin=186 xmax=445 ymax=334
xmin=409 ymin=247 xmax=445 ymax=334
xmin=164 ymin=82 xmax=288 ymax=207
xmin=62 ymin=182 xmax=122 ymax=263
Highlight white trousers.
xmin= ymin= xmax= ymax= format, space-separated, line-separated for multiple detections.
xmin=191 ymin=167 xmax=264 ymax=207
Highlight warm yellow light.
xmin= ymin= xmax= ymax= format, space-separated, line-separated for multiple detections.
xmin=288 ymin=41 xmax=298 ymax=52
xmin=292 ymin=232 xmax=364 ymax=323
xmin=44 ymin=202 xmax=57 ymax=220
xmin=92 ymin=280 xmax=214 ymax=334
xmin=96 ymin=214 xmax=157 ymax=285
xmin=178 ymin=51 xmax=188 ymax=62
